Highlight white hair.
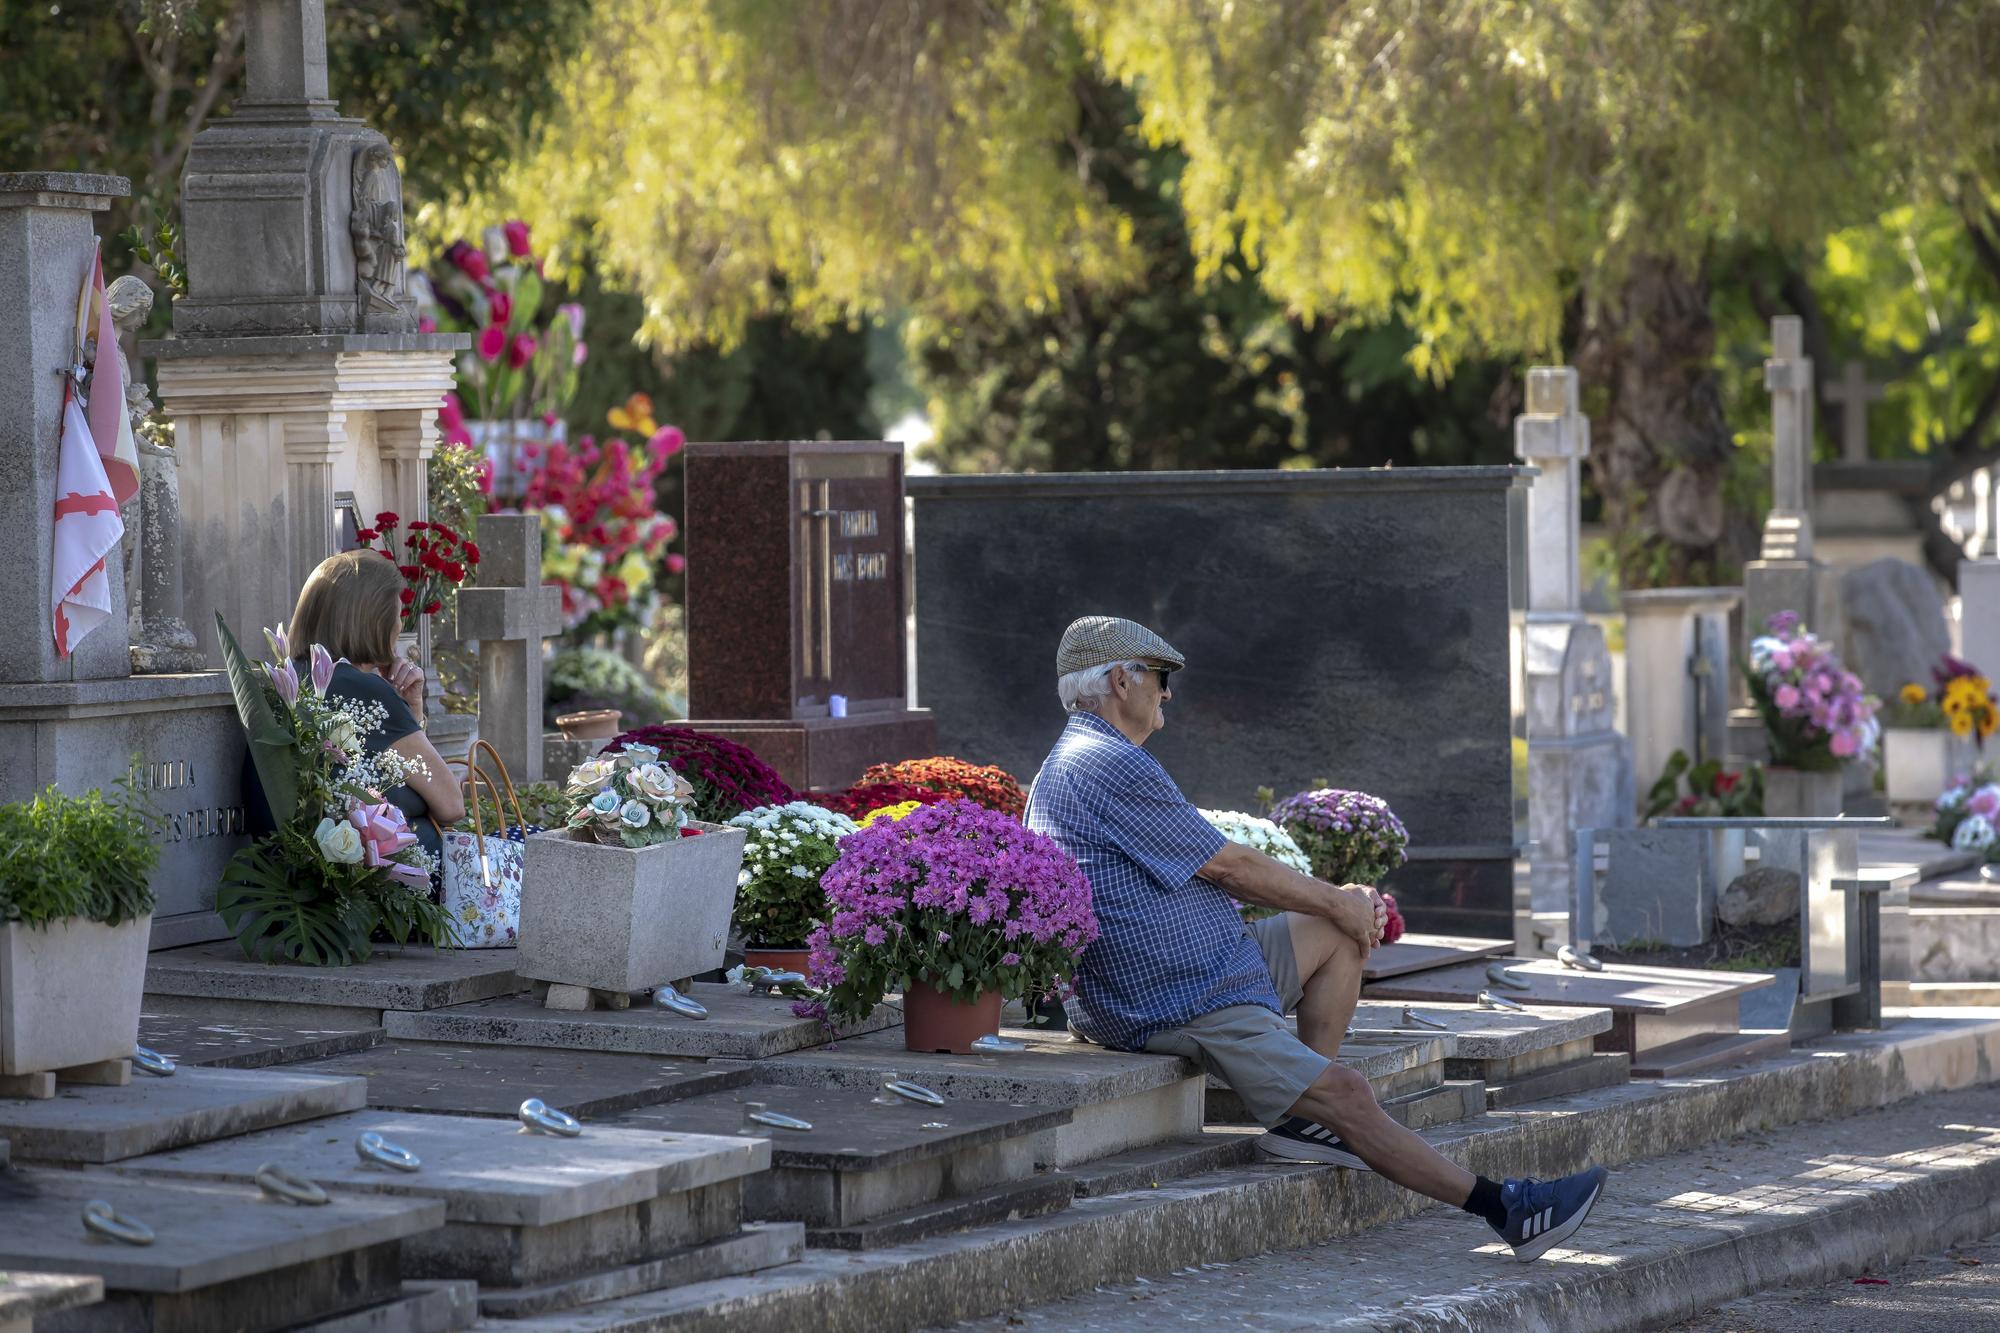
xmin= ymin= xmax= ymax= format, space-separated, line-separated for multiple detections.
xmin=1058 ymin=660 xmax=1152 ymax=713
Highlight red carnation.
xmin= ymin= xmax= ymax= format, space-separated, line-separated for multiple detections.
xmin=400 ymin=588 xmax=416 ymax=605
xmin=409 ymin=520 xmax=429 ymax=532
xmin=424 ymin=599 xmax=442 ymax=615
xmin=399 ymin=564 xmax=420 ymax=579
xmin=375 ymin=511 xmax=399 ymax=529
xmin=446 ymin=240 xmax=489 ymax=282
xmin=354 ymin=528 xmax=378 ymax=543
xmin=444 ymin=562 xmax=466 ymax=582
xmin=379 ymin=549 xmax=396 ymax=562
xmin=488 ymin=289 xmax=513 ymax=326
xmin=464 ymin=542 xmax=481 ymax=564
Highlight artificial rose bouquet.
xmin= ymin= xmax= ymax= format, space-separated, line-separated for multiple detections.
xmin=1746 ymin=612 xmax=1881 ymax=770
xmin=1267 ymin=787 xmax=1410 ymax=887
xmin=603 ymin=725 xmax=797 ymax=822
xmin=561 ymin=744 xmax=697 ymax=847
xmin=215 ymin=619 xmax=451 ymax=965
xmin=798 ymin=800 xmax=1098 ymax=1028
xmin=1932 ymin=770 xmax=2000 ymax=857
xmin=727 ymin=801 xmax=859 ymax=948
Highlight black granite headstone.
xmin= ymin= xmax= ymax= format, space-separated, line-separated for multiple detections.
xmin=909 ymin=467 xmax=1531 ymax=935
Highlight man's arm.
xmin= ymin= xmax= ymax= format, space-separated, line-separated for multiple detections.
xmin=1198 ymin=840 xmax=1384 ymax=952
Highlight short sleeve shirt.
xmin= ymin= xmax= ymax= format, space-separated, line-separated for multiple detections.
xmin=1024 ymin=711 xmax=1281 ymax=1048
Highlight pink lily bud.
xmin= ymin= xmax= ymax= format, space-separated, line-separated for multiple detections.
xmin=264 ymin=622 xmax=290 ymax=662
xmin=266 ymin=659 xmax=300 ymax=707
xmin=310 ymin=643 xmax=335 ymax=696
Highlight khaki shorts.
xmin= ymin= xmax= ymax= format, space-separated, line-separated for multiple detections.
xmin=1141 ymin=913 xmax=1331 ymax=1127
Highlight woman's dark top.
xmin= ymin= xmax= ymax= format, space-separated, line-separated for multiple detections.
xmin=243 ymin=660 xmax=442 ymax=861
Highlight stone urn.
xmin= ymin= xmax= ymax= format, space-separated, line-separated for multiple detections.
xmin=1763 ymin=766 xmax=1844 ymax=819
xmin=1883 ymin=729 xmax=1970 ymax=807
xmin=554 ymin=708 xmax=623 ymax=742
xmin=516 ymin=823 xmax=746 ymax=994
xmin=0 ymin=916 xmax=152 ymax=1078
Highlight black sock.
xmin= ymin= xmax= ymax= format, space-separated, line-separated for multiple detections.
xmin=1461 ymin=1175 xmax=1507 ymax=1229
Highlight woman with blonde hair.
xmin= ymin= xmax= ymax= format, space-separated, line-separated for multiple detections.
xmin=247 ymin=550 xmax=465 ymax=861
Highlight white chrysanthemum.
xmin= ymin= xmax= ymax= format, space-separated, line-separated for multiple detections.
xmin=1199 ymin=808 xmax=1313 ymax=875
xmin=1953 ymin=813 xmax=1997 ymax=851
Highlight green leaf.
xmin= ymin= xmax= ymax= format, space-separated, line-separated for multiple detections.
xmin=946 ymin=962 xmax=965 ymax=991
xmin=217 ymin=614 xmax=299 ymax=827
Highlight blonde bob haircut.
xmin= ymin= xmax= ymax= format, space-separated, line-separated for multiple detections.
xmin=289 ymin=549 xmax=401 ymax=667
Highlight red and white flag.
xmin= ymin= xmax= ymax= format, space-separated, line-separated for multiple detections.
xmin=52 ymin=240 xmax=127 ymax=658
xmin=82 ymin=240 xmax=140 ymax=507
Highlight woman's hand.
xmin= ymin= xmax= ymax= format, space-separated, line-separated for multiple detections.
xmin=381 ymin=656 xmax=426 ymax=717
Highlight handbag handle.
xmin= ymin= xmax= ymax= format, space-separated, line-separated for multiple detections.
xmin=457 ymin=763 xmax=507 ymax=889
xmin=464 ymin=739 xmax=528 ymax=832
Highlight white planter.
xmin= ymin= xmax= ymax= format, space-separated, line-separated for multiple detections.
xmin=1763 ymin=766 xmax=1844 ymax=819
xmin=0 ymin=915 xmax=152 ymax=1076
xmin=517 ymin=823 xmax=746 ymax=993
xmin=1884 ymin=729 xmax=1974 ymax=806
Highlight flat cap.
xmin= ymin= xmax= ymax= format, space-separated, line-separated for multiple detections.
xmin=1056 ymin=615 xmax=1186 ymax=676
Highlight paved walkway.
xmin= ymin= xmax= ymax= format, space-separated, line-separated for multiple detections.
xmin=1667 ymin=1229 xmax=2000 ymax=1331
xmin=946 ymin=1087 xmax=2000 ymax=1331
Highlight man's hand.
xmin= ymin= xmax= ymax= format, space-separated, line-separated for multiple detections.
xmin=1324 ymin=883 xmax=1381 ymax=955
xmin=380 ymin=657 xmax=425 ymax=717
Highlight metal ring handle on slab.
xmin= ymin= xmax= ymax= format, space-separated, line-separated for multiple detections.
xmin=1557 ymin=945 xmax=1604 ymax=973
xmin=82 ymin=1200 xmax=155 ymax=1246
xmin=255 ymin=1163 xmax=329 ymax=1206
xmin=131 ymin=1046 xmax=176 ymax=1077
xmin=747 ymin=1108 xmax=815 ymax=1132
xmin=969 ymin=1034 xmax=1026 ymax=1054
xmin=518 ymin=1098 xmax=583 ymax=1138
xmin=1486 ymin=963 xmax=1532 ymax=991
xmin=654 ymin=984 xmax=709 ymax=1019
xmin=1477 ymin=990 xmax=1525 ymax=1012
xmin=742 ymin=966 xmax=808 ymax=991
xmin=881 ymin=1078 xmax=945 ymax=1107
xmin=355 ymin=1131 xmax=422 ymax=1172
xmin=1400 ymin=1007 xmax=1450 ymax=1031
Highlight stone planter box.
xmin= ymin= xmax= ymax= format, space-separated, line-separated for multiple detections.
xmin=1883 ymin=729 xmax=1971 ymax=806
xmin=0 ymin=915 xmax=151 ymax=1075
xmin=517 ymin=823 xmax=746 ymax=993
xmin=1763 ymin=766 xmax=1844 ymax=819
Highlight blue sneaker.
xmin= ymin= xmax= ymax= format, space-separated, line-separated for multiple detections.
xmin=1254 ymin=1116 xmax=1373 ymax=1170
xmin=1494 ymin=1166 xmax=1607 ymax=1261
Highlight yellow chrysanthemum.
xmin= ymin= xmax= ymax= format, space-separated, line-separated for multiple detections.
xmin=1900 ymin=683 xmax=1928 ymax=706
xmin=1952 ymin=712 xmax=1976 ymax=738
xmin=856 ymin=800 xmax=923 ymax=828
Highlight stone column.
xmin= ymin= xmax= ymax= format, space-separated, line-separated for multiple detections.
xmin=1961 ymin=468 xmax=2000 ymax=677
xmin=1513 ymin=367 xmax=1634 ymax=944
xmin=456 ymin=514 xmax=562 ymax=783
xmin=0 ymin=172 xmax=134 ymax=684
xmin=128 ymin=437 xmax=204 ymax=674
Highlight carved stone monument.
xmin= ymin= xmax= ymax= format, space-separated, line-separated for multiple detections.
xmin=145 ymin=0 xmax=463 ymax=668
xmin=683 ymin=441 xmax=936 ymax=790
xmin=1513 ymin=367 xmax=1633 ymax=943
xmin=0 ymin=172 xmax=247 ymax=949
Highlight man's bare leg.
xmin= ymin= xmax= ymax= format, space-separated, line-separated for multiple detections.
xmin=1280 ymin=912 xmax=1475 ymax=1204
xmin=1287 ymin=912 xmax=1364 ymax=1056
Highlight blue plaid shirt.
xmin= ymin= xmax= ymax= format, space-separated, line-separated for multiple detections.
xmin=1025 ymin=711 xmax=1281 ymax=1049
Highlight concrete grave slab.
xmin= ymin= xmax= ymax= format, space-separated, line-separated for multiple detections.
xmin=0 ymin=1272 xmax=102 ymax=1331
xmin=1351 ymin=998 xmax=1617 ymax=1093
xmin=1205 ymin=1032 xmax=1454 ymax=1125
xmin=108 ymin=1111 xmax=769 ymax=1291
xmin=145 ymin=943 xmax=524 ymax=1022
xmin=139 ymin=1001 xmax=384 ymax=1069
xmin=0 ymin=1065 xmax=366 ymax=1164
xmin=1363 ymin=956 xmax=1773 ymax=1068
xmin=607 ymin=1081 xmax=1070 ymax=1230
xmin=295 ymin=1279 xmax=476 ymax=1333
xmin=287 ymin=1041 xmax=754 ymax=1118
xmin=1361 ymin=934 xmax=1514 ymax=981
xmin=384 ymin=984 xmax=897 ymax=1060
xmin=472 ymin=1223 xmax=802 ymax=1319
xmin=753 ymin=1026 xmax=1203 ymax=1167
xmin=0 ymin=1168 xmax=439 ymax=1315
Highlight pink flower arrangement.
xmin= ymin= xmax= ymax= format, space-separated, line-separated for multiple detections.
xmin=1267 ymin=788 xmax=1410 ymax=886
xmin=796 ymin=799 xmax=1099 ymax=1029
xmin=1747 ymin=612 xmax=1881 ymax=770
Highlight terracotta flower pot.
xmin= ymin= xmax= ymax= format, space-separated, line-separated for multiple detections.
xmin=743 ymin=946 xmax=811 ymax=974
xmin=902 ymin=980 xmax=1002 ymax=1054
xmin=555 ymin=708 xmax=623 ymax=741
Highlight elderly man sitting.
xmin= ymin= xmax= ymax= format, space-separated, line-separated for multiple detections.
xmin=1024 ymin=615 xmax=1607 ymax=1262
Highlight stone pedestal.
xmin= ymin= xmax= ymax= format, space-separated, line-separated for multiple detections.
xmin=144 ymin=334 xmax=460 ymax=665
xmin=1621 ymin=588 xmax=1738 ymax=800
xmin=684 ymin=441 xmax=934 ymax=791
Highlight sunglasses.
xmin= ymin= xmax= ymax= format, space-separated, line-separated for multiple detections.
xmin=1148 ymin=666 xmax=1173 ymax=691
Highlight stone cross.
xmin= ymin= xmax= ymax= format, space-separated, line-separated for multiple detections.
xmin=454 ymin=514 xmax=562 ymax=783
xmin=1513 ymin=366 xmax=1590 ymax=616
xmin=1760 ymin=316 xmax=1816 ymax=562
xmin=1822 ymin=359 xmax=1885 ymax=465
xmin=242 ymin=0 xmax=334 ymax=113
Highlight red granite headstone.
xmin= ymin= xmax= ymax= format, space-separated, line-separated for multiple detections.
xmin=683 ymin=441 xmax=935 ymax=790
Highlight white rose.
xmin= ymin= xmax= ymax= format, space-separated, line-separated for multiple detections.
xmin=315 ymin=816 xmax=364 ymax=865
xmin=1953 ymin=813 xmax=1997 ymax=851
xmin=326 ymin=718 xmax=361 ymax=756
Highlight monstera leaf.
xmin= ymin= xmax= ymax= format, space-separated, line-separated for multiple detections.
xmin=216 ymin=614 xmax=298 ymax=827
